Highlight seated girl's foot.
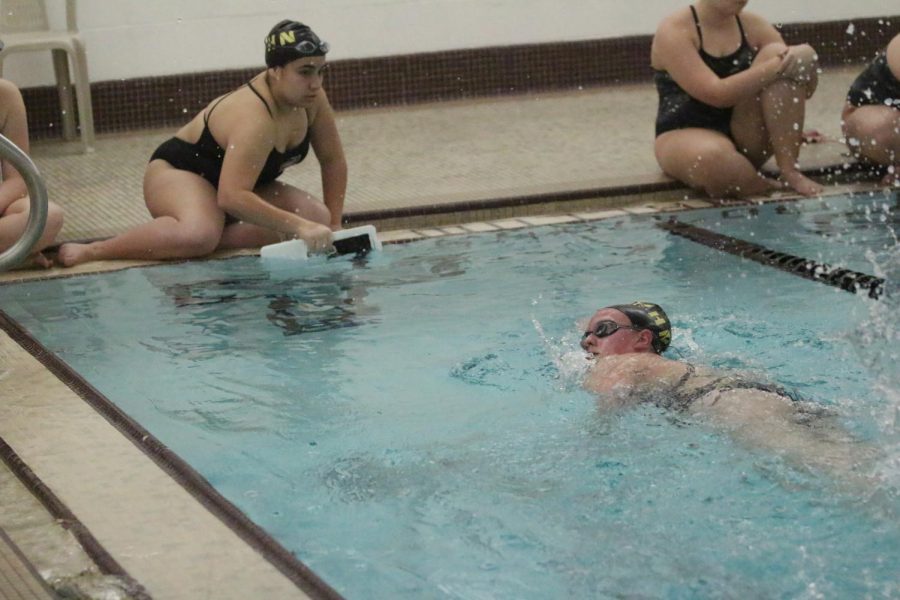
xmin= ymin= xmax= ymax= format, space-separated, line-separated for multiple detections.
xmin=780 ymin=170 xmax=823 ymax=196
xmin=31 ymin=251 xmax=52 ymax=269
xmin=801 ymin=129 xmax=828 ymax=144
xmin=57 ymin=242 xmax=93 ymax=267
xmin=13 ymin=252 xmax=54 ymax=270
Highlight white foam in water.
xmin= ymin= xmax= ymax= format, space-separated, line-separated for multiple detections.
xmin=531 ymin=315 xmax=590 ymax=391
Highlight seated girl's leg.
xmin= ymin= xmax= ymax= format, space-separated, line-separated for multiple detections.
xmin=0 ymin=197 xmax=64 ymax=267
xmin=732 ymin=43 xmax=823 ymax=196
xmin=655 ymin=128 xmax=782 ymax=198
xmin=217 ymin=180 xmax=331 ymax=250
xmin=842 ymin=105 xmax=900 ymax=184
xmin=58 ymin=161 xmax=225 ymax=266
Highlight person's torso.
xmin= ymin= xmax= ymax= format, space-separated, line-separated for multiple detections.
xmin=176 ymin=79 xmax=312 ymax=187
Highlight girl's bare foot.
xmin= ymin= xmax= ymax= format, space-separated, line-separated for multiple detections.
xmin=801 ymin=129 xmax=829 ymax=144
xmin=31 ymin=251 xmax=52 ymax=269
xmin=57 ymin=242 xmax=93 ymax=267
xmin=781 ymin=170 xmax=824 ymax=196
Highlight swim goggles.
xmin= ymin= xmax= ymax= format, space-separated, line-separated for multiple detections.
xmin=580 ymin=320 xmax=643 ymax=345
xmin=292 ymin=38 xmax=330 ymax=56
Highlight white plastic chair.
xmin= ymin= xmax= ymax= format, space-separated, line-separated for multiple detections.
xmin=0 ymin=0 xmax=95 ymax=151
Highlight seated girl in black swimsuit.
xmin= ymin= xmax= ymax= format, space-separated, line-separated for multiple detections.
xmin=651 ymin=1 xmax=823 ymax=199
xmin=59 ymin=20 xmax=346 ymax=267
xmin=842 ymin=33 xmax=900 ymax=187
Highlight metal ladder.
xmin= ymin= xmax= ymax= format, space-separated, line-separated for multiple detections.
xmin=0 ymin=133 xmax=48 ymax=272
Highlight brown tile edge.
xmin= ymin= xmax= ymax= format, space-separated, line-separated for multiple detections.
xmin=0 ymin=436 xmax=151 ymax=600
xmin=0 ymin=526 xmax=59 ymax=599
xmin=0 ymin=310 xmax=346 ymax=600
xmin=345 ymin=179 xmax=685 ymax=228
xmin=20 ymin=15 xmax=898 ymax=139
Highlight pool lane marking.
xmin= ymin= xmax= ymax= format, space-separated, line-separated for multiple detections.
xmin=0 ymin=309 xmax=346 ymax=600
xmin=657 ymin=219 xmax=886 ymax=300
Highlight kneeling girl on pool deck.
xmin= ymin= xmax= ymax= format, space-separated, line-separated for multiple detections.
xmin=59 ymin=20 xmax=345 ymax=267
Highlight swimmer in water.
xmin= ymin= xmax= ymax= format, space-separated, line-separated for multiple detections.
xmin=581 ymin=302 xmax=876 ymax=482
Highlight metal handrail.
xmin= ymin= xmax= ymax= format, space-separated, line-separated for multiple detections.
xmin=0 ymin=132 xmax=48 ymax=271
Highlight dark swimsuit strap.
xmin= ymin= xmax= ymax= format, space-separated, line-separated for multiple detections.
xmin=203 ymin=90 xmax=234 ymax=127
xmin=672 ymin=362 xmax=696 ymax=392
xmin=203 ymin=79 xmax=275 ymax=129
xmin=246 ymin=80 xmax=275 ymax=118
xmin=690 ymin=5 xmax=748 ymax=54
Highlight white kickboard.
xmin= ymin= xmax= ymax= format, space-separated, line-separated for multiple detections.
xmin=260 ymin=225 xmax=382 ymax=260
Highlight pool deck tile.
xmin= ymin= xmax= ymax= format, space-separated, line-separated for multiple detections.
xmin=413 ymin=228 xmax=447 ymax=238
xmin=489 ymin=219 xmax=529 ymax=229
xmin=439 ymin=226 xmax=469 ymax=235
xmin=460 ymin=222 xmax=500 ymax=232
xmin=518 ymin=214 xmax=580 ymax=226
xmin=622 ymin=205 xmax=661 ymax=215
xmin=378 ymin=229 xmax=425 ymax=243
xmin=572 ymin=209 xmax=629 ymax=221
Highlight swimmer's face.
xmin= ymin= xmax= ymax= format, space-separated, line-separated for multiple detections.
xmin=272 ymin=56 xmax=328 ymax=106
xmin=580 ymin=308 xmax=650 ymax=357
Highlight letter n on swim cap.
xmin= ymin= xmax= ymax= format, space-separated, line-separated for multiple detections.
xmin=279 ymin=31 xmax=296 ymax=46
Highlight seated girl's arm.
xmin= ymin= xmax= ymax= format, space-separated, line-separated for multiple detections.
xmin=217 ymin=116 xmax=331 ymax=246
xmin=653 ymin=12 xmax=787 ymax=108
xmin=743 ymin=13 xmax=819 ymax=96
xmin=308 ymin=91 xmax=347 ymax=231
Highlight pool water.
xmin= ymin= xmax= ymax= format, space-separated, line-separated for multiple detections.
xmin=2 ymin=192 xmax=898 ymax=598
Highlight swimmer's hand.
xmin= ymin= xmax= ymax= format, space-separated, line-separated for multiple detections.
xmin=295 ymin=221 xmax=334 ymax=254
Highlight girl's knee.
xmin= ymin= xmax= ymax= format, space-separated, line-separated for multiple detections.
xmin=308 ymin=201 xmax=331 ymax=225
xmin=45 ymin=202 xmax=64 ymax=236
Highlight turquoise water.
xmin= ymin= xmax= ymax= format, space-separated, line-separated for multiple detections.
xmin=2 ymin=193 xmax=898 ymax=598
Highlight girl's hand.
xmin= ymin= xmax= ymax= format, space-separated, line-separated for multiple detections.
xmin=295 ymin=221 xmax=334 ymax=254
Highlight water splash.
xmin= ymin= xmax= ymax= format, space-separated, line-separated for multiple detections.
xmin=851 ymin=216 xmax=900 ymax=485
xmin=531 ymin=315 xmax=590 ymax=391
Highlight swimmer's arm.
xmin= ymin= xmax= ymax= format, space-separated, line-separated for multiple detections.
xmin=583 ymin=357 xmax=639 ymax=396
xmin=653 ymin=16 xmax=787 ymax=108
xmin=309 ymin=91 xmax=347 ymax=231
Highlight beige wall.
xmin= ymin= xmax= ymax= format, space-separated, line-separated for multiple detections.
xmin=4 ymin=0 xmax=896 ymax=87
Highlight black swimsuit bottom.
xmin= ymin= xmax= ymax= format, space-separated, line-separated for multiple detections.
xmin=654 ymin=5 xmax=757 ymax=138
xmin=847 ymin=53 xmax=900 ymax=110
xmin=656 ymin=363 xmax=801 ymax=412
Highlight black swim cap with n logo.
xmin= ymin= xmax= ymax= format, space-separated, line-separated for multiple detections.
xmin=265 ymin=20 xmax=329 ymax=68
xmin=607 ymin=301 xmax=672 ymax=354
